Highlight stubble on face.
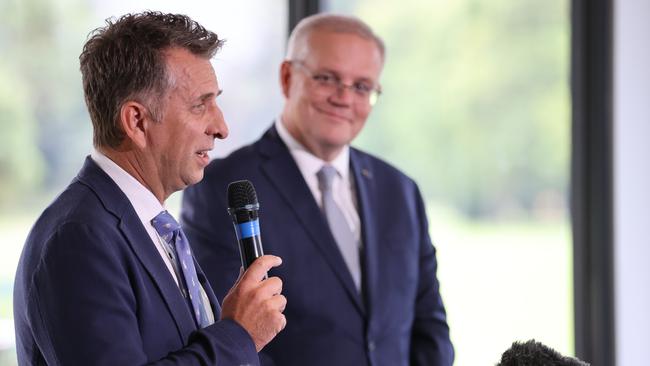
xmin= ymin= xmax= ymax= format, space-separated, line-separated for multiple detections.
xmin=149 ymin=48 xmax=223 ymax=198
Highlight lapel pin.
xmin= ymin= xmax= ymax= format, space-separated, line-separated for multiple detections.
xmin=361 ymin=168 xmax=372 ymax=179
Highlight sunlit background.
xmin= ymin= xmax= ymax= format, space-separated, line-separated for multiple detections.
xmin=0 ymin=0 xmax=572 ymax=365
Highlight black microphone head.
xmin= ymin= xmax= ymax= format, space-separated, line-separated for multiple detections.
xmin=227 ymin=180 xmax=258 ymax=209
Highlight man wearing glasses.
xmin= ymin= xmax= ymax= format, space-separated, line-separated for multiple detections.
xmin=181 ymin=13 xmax=454 ymax=366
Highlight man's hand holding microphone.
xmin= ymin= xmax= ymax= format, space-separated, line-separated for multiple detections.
xmin=220 ymin=180 xmax=286 ymax=351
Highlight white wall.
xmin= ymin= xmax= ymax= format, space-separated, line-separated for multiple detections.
xmin=613 ymin=1 xmax=650 ymax=365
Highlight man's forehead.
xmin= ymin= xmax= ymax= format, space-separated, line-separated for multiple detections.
xmin=308 ymin=31 xmax=381 ymax=53
xmin=164 ymin=49 xmax=218 ymax=93
xmin=301 ymin=34 xmax=383 ymax=79
xmin=165 ymin=49 xmax=214 ymax=73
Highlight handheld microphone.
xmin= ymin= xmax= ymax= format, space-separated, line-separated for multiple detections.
xmin=227 ymin=180 xmax=264 ymax=270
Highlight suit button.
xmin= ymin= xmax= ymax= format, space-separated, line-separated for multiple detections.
xmin=367 ymin=340 xmax=376 ymax=352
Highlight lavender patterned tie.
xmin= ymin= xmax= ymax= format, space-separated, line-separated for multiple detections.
xmin=151 ymin=211 xmax=211 ymax=328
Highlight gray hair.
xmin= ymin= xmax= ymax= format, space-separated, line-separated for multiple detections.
xmin=286 ymin=13 xmax=385 ymax=62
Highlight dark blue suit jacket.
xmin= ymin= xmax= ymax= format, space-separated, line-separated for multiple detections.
xmin=181 ymin=126 xmax=454 ymax=366
xmin=13 ymin=157 xmax=259 ymax=365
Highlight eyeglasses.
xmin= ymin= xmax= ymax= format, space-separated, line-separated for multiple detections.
xmin=290 ymin=60 xmax=382 ymax=106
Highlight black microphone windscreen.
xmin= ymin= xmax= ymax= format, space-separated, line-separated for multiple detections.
xmin=227 ymin=180 xmax=258 ymax=209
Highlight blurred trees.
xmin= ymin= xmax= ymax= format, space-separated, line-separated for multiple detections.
xmin=0 ymin=64 xmax=43 ymax=208
xmin=0 ymin=0 xmax=570 ymax=220
xmin=348 ymin=0 xmax=569 ymax=219
xmin=0 ymin=0 xmax=93 ymax=210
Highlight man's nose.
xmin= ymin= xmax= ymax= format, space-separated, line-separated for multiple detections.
xmin=329 ymin=82 xmax=355 ymax=106
xmin=207 ymin=106 xmax=229 ymax=139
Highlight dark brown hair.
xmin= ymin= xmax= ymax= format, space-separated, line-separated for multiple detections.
xmin=79 ymin=11 xmax=224 ymax=148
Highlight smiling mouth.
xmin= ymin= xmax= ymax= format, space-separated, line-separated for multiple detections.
xmin=316 ymin=107 xmax=350 ymax=122
xmin=196 ymin=150 xmax=210 ymax=158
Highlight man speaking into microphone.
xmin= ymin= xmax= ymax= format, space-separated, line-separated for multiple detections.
xmin=181 ymin=13 xmax=453 ymax=366
xmin=13 ymin=12 xmax=286 ymax=365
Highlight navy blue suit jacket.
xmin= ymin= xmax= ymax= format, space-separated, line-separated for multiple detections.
xmin=181 ymin=126 xmax=454 ymax=366
xmin=13 ymin=157 xmax=259 ymax=365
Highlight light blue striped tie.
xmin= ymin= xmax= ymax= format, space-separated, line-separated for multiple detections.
xmin=152 ymin=211 xmax=211 ymax=328
xmin=317 ymin=165 xmax=361 ymax=291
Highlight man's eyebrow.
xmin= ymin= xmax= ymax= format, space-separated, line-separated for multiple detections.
xmin=196 ymin=90 xmax=222 ymax=102
xmin=320 ymin=68 xmax=375 ymax=83
xmin=317 ymin=67 xmax=338 ymax=75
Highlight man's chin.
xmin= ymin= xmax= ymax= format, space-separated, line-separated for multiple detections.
xmin=321 ymin=131 xmax=355 ymax=149
xmin=190 ymin=171 xmax=205 ymax=186
xmin=181 ymin=171 xmax=205 ymax=190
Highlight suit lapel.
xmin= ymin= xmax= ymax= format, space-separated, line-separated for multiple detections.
xmin=258 ymin=127 xmax=365 ymax=315
xmin=77 ymin=157 xmax=198 ymax=339
xmin=351 ymin=150 xmax=381 ymax=326
xmin=118 ymin=215 xmax=198 ymax=337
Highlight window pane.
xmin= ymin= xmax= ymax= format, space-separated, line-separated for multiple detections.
xmin=0 ymin=1 xmax=286 ymax=364
xmin=323 ymin=1 xmax=573 ymax=364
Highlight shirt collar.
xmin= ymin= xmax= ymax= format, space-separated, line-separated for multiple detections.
xmin=275 ymin=118 xmax=350 ymax=180
xmin=91 ymin=150 xmax=165 ymax=223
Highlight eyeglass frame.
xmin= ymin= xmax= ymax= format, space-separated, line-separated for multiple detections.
xmin=289 ymin=60 xmax=382 ymax=106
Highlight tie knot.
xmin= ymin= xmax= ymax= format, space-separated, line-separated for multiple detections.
xmin=317 ymin=165 xmax=338 ymax=192
xmin=151 ymin=210 xmax=180 ymax=237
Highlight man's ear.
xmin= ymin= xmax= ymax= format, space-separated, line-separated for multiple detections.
xmin=280 ymin=61 xmax=293 ymax=99
xmin=119 ymin=101 xmax=150 ymax=149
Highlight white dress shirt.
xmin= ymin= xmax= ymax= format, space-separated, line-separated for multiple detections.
xmin=91 ymin=150 xmax=214 ymax=324
xmin=275 ymin=119 xmax=361 ymax=243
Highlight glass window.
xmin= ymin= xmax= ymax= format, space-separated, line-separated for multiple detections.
xmin=0 ymin=1 xmax=286 ymax=364
xmin=322 ymin=1 xmax=572 ymax=364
